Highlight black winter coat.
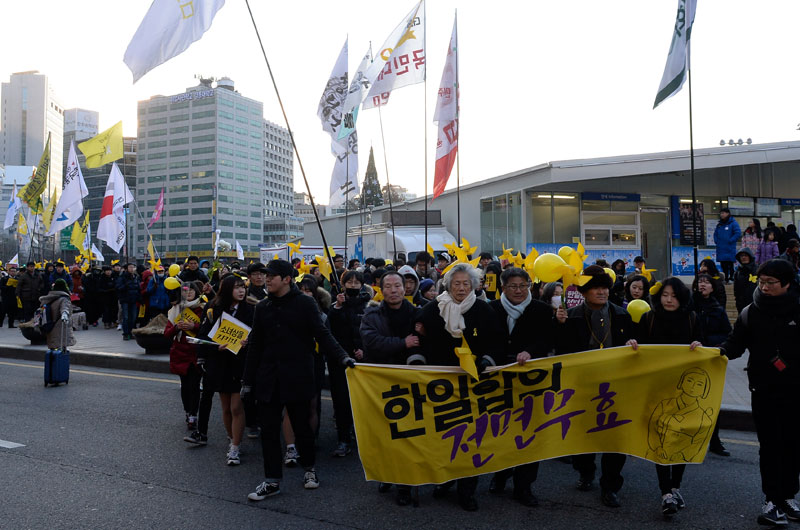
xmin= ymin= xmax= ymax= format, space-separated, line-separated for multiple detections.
xmin=243 ymin=285 xmax=347 ymax=403
xmin=721 ymin=286 xmax=800 ymax=390
xmin=694 ymin=295 xmax=732 ymax=347
xmin=489 ymin=298 xmax=554 ymax=363
xmin=16 ymin=271 xmax=44 ymax=303
xmin=1 ymin=275 xmax=18 ymax=307
xmin=115 ymin=272 xmax=141 ymax=304
xmin=635 ymin=309 xmax=701 ymax=345
xmin=414 ymin=298 xmax=504 ymax=367
xmin=197 ymin=301 xmax=255 ymax=393
xmin=328 ymin=289 xmax=370 ymax=356
xmin=360 ymin=300 xmax=419 ymax=364
xmin=179 ymin=268 xmax=209 ymax=284
xmin=733 ymin=251 xmax=757 ymax=313
xmin=556 ymin=302 xmax=634 ymax=355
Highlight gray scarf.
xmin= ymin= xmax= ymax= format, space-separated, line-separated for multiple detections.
xmin=500 ymin=291 xmax=532 ymax=333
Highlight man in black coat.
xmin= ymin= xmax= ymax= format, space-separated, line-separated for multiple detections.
xmin=16 ymin=262 xmax=44 ymax=321
xmin=179 ymin=255 xmax=210 ymax=284
xmin=555 ymin=265 xmax=634 ymax=509
xmin=360 ymin=271 xmax=420 ymax=365
xmin=414 ymin=263 xmax=504 ymax=512
xmin=720 ymin=259 xmax=800 ymax=526
xmin=487 ymin=267 xmax=555 ymax=507
xmin=242 ymin=259 xmax=352 ymax=502
xmin=0 ymin=265 xmax=19 ymax=327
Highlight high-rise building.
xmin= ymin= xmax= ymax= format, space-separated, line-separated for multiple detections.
xmin=63 ymin=108 xmax=99 ymax=142
xmin=1 ymin=71 xmax=64 ymax=194
xmin=134 ymin=78 xmax=294 ymax=259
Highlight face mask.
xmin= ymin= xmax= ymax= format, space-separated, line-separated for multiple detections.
xmin=551 ymin=295 xmax=562 ymax=309
xmin=345 ymin=287 xmax=360 ymax=298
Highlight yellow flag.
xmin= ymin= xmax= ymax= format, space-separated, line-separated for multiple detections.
xmin=426 ymin=242 xmax=434 ymax=256
xmin=70 ymin=211 xmax=90 ymax=252
xmin=18 ymin=134 xmax=50 ymax=214
xmin=78 ymin=121 xmax=123 ymax=168
xmin=17 ymin=212 xmax=28 ymax=235
xmin=42 ymin=190 xmax=59 ymax=232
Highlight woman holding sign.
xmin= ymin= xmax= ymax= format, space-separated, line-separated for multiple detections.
xmin=625 ymin=277 xmax=702 ymax=518
xmin=191 ymin=274 xmax=254 ymax=467
xmin=166 ymin=281 xmax=203 ymax=433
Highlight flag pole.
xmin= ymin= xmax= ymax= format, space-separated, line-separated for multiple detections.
xmin=377 ymin=105 xmax=398 ymax=259
xmin=454 ymin=10 xmax=461 ymax=242
xmin=688 ymin=64 xmax=698 ymax=278
xmin=244 ymin=0 xmax=342 ymax=289
xmin=344 ymin=152 xmax=349 ymax=263
xmin=423 ymin=0 xmax=429 ymax=251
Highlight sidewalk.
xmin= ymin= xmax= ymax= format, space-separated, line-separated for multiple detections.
xmin=0 ymin=323 xmax=755 ymax=430
xmin=0 ymin=323 xmax=169 ymax=373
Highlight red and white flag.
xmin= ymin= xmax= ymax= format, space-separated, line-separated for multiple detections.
xmin=432 ymin=17 xmax=458 ymax=200
xmin=97 ymin=162 xmax=134 ymax=253
xmin=148 ymin=187 xmax=165 ymax=228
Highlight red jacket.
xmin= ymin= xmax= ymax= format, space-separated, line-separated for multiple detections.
xmin=165 ymin=304 xmax=203 ymax=376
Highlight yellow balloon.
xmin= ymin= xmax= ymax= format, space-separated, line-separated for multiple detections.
xmin=557 ymin=246 xmax=574 ymax=262
xmin=603 ymin=267 xmax=617 ymax=284
xmin=533 ymin=253 xmax=567 ymax=283
xmin=164 ymin=277 xmax=181 ymax=290
xmin=627 ymin=299 xmax=651 ymax=324
xmin=168 ymin=263 xmax=181 ymax=277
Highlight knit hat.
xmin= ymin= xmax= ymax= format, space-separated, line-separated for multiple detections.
xmin=419 ymin=278 xmax=435 ymax=295
xmin=577 ymin=265 xmax=614 ymax=294
xmin=52 ymin=278 xmax=70 ymax=293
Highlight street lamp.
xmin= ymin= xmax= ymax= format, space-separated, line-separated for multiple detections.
xmin=720 ymin=138 xmax=752 ymax=146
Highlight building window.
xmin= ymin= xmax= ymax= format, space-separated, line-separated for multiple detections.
xmin=170 ymin=137 xmax=189 ymax=146
xmin=191 ymin=122 xmax=216 ymax=131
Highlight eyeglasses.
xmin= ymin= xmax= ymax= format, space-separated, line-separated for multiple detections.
xmin=504 ymin=283 xmax=531 ymax=291
xmin=758 ymin=279 xmax=782 ymax=288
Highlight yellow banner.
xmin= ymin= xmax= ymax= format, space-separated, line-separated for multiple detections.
xmin=347 ymin=345 xmax=727 ymax=486
xmin=18 ymin=134 xmax=50 ymax=213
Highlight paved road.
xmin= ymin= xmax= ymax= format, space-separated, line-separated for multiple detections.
xmin=1 ymin=359 xmax=766 ymax=529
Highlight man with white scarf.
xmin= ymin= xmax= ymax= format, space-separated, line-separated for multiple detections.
xmin=486 ymin=267 xmax=555 ymax=507
xmin=413 ymin=262 xmax=503 ymax=511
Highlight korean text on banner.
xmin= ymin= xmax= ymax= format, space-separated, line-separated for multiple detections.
xmin=177 ymin=307 xmax=200 ymax=337
xmin=209 ymin=312 xmax=251 ymax=354
xmin=346 ymin=345 xmax=726 ymax=486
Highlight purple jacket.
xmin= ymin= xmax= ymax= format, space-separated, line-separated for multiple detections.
xmin=756 ymin=240 xmax=779 ymax=264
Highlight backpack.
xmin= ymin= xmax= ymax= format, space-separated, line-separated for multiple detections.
xmin=33 ymin=302 xmax=56 ymax=334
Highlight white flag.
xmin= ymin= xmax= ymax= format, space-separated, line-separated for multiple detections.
xmin=337 ymin=46 xmax=373 ymax=141
xmin=91 ymin=243 xmax=105 ymax=262
xmin=235 ymin=240 xmax=244 ymax=260
xmin=363 ymin=1 xmax=425 ymax=110
xmin=8 ymin=253 xmax=18 ymax=266
xmin=97 ymin=163 xmax=133 ymax=253
xmin=124 ymin=0 xmax=226 ymax=83
xmin=48 ymin=141 xmax=88 ymax=236
xmin=654 ymin=0 xmax=697 ymax=109
xmin=432 ymin=17 xmax=459 ymax=200
xmin=3 ymin=183 xmax=21 ymax=230
xmin=318 ymin=39 xmax=359 ymax=206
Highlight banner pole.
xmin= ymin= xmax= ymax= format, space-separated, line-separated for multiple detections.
xmin=688 ymin=61 xmax=698 ymax=278
xmin=245 ymin=0 xmax=342 ymax=289
xmin=377 ymin=106 xmax=398 ymax=259
xmin=423 ymin=0 xmax=428 ymax=251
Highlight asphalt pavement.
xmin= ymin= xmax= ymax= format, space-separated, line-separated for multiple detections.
xmin=0 ymin=358 xmax=770 ymax=529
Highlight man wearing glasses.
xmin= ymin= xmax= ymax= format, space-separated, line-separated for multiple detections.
xmin=721 ymin=259 xmax=800 ymax=526
xmin=486 ymin=267 xmax=555 ymax=506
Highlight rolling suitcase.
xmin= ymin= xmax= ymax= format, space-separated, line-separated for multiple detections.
xmin=44 ymin=312 xmax=70 ymax=387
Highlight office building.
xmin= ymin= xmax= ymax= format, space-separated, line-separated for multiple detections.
xmin=134 ymin=77 xmax=294 ymax=258
xmin=1 ymin=71 xmax=64 ymax=195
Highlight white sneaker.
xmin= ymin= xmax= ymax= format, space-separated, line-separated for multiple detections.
xmin=303 ymin=469 xmax=319 ymax=489
xmin=227 ymin=447 xmax=240 ymax=466
xmin=661 ymin=493 xmax=678 ymax=515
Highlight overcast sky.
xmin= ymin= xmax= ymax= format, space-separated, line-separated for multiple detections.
xmin=1 ymin=1 xmax=798 ymax=203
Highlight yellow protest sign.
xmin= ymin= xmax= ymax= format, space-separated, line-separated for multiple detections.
xmin=176 ymin=307 xmax=200 ymax=337
xmin=210 ymin=312 xmax=251 ymax=354
xmin=347 ymin=345 xmax=726 ymax=486
xmin=485 ymin=273 xmax=497 ymax=292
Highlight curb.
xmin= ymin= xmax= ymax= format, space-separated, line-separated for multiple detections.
xmin=718 ymin=404 xmax=754 ymax=432
xmin=0 ymin=345 xmax=171 ymax=374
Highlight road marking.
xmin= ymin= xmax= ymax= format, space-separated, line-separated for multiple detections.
xmin=0 ymin=360 xmax=333 ymax=400
xmin=721 ymin=437 xmax=759 ymax=447
xmin=0 ymin=439 xmax=25 ymax=449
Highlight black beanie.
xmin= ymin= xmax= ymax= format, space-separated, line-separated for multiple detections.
xmin=756 ymin=259 xmax=795 ymax=286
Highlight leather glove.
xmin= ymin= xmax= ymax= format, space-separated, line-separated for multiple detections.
xmin=343 ymin=357 xmax=356 ymax=369
xmin=240 ymin=384 xmax=252 ymax=400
